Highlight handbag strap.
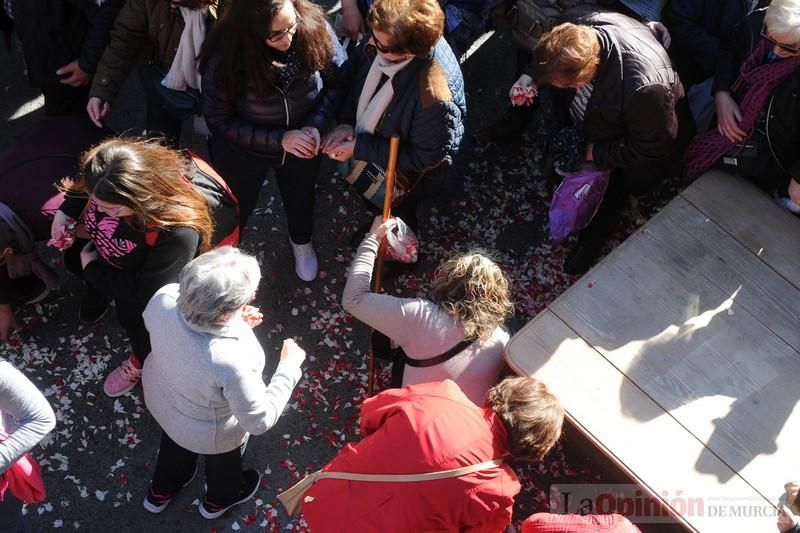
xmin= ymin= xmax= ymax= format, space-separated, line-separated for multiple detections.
xmin=403 ymin=338 xmax=476 ymax=368
xmin=314 ymin=458 xmax=505 ymax=483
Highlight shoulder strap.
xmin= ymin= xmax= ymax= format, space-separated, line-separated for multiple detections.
xmin=144 ymin=230 xmax=159 ymax=247
xmin=403 ymin=338 xmax=475 ymax=368
xmin=315 ymin=458 xmax=504 ymax=483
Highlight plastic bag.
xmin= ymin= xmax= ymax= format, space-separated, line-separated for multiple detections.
xmin=384 ymin=217 xmax=419 ymax=264
xmin=47 ymin=219 xmax=77 ymax=250
xmin=510 ymin=84 xmax=537 ymax=106
xmin=548 ymin=167 xmax=610 ymax=243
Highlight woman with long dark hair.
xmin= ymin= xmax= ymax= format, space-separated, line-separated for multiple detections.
xmin=199 ymin=0 xmax=348 ymax=282
xmin=51 ymin=138 xmax=236 ymax=397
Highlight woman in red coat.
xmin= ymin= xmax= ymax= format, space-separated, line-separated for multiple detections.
xmin=302 ymin=377 xmax=564 ymax=532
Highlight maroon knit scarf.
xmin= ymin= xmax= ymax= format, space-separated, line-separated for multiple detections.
xmin=685 ymin=39 xmax=800 ymax=178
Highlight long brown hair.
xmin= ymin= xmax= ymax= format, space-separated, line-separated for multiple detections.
xmin=63 ymin=138 xmax=214 ymax=252
xmin=199 ymin=0 xmax=334 ymax=99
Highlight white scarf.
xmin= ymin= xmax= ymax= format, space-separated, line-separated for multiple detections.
xmin=355 ymin=55 xmax=413 ymax=134
xmin=162 ymin=6 xmax=208 ymax=91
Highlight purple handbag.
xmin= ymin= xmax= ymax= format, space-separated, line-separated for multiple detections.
xmin=548 ymin=167 xmax=610 ymax=243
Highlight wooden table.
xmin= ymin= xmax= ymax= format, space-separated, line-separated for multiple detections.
xmin=505 ymin=170 xmax=800 ymax=532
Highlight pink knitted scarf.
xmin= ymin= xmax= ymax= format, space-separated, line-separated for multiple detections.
xmin=685 ymin=39 xmax=800 ymax=177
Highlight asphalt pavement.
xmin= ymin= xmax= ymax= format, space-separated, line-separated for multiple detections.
xmin=0 ymin=21 xmax=605 ymax=533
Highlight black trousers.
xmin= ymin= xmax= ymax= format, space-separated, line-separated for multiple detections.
xmin=139 ymin=68 xmax=183 ymax=148
xmin=151 ymin=431 xmax=246 ymax=506
xmin=574 ymin=96 xmax=696 ymax=250
xmin=0 ymin=491 xmax=28 ymax=533
xmin=63 ymin=240 xmax=151 ymax=360
xmin=40 ymin=83 xmax=90 ymax=117
xmin=210 ymin=136 xmax=319 ymax=242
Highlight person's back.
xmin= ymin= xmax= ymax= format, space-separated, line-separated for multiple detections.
xmin=143 ymin=283 xmax=268 ymax=454
xmin=302 ymin=380 xmax=519 ymax=532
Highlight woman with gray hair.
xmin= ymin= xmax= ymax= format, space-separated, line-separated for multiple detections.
xmin=687 ymin=0 xmax=800 ymax=212
xmin=140 ymin=246 xmax=306 ymax=519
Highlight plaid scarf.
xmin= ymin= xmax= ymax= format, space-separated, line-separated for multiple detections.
xmin=685 ymin=39 xmax=800 ymax=178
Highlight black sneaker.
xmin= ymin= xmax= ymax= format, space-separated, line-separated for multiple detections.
xmin=198 ymin=469 xmax=261 ymax=520
xmin=79 ymin=294 xmax=109 ymax=324
xmin=563 ymin=243 xmax=602 ymax=276
xmin=476 ymin=103 xmax=538 ymax=144
xmin=12 ymin=276 xmax=49 ymax=305
xmin=142 ymin=465 xmax=198 ymax=514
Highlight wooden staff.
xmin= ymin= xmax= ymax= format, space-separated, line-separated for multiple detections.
xmin=367 ymin=134 xmax=400 ymax=397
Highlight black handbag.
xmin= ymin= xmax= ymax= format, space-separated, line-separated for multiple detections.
xmin=715 ymin=127 xmax=770 ymax=177
xmin=142 ymin=64 xmax=202 ymax=120
xmin=343 ymin=160 xmax=412 ymax=210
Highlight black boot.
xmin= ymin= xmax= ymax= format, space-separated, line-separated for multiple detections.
xmin=563 ymin=241 xmax=604 ymax=276
xmin=477 ymin=101 xmax=539 ymax=143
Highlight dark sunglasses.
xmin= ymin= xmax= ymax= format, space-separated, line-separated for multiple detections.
xmin=370 ymin=33 xmax=401 ymax=55
xmin=267 ymin=16 xmax=302 ymax=42
xmin=761 ymin=24 xmax=800 ymax=54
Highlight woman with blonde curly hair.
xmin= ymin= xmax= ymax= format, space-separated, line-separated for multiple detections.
xmin=342 ymin=216 xmax=513 ymax=404
xmin=51 ymin=138 xmax=238 ymax=397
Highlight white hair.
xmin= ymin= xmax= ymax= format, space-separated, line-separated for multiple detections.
xmin=765 ymin=0 xmax=800 ymax=45
xmin=177 ymin=246 xmax=261 ymax=329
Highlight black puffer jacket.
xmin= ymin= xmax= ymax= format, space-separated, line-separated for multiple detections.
xmin=2 ymin=0 xmax=123 ymax=87
xmin=527 ymin=12 xmax=684 ymax=171
xmin=577 ymin=12 xmax=683 ymax=171
xmin=201 ymin=26 xmax=348 ymax=164
xmin=714 ymin=8 xmax=800 ymax=188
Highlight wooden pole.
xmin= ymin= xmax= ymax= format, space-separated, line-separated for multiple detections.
xmin=367 ymin=134 xmax=400 ymax=397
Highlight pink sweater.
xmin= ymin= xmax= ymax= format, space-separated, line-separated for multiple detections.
xmin=342 ymin=234 xmax=509 ymax=405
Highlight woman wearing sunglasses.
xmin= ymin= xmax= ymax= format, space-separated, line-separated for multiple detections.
xmin=321 ymin=0 xmax=466 ymax=239
xmin=687 ymin=0 xmax=800 ymax=209
xmin=199 ymin=0 xmax=348 ymax=281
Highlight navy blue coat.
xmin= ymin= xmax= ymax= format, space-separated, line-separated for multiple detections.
xmin=340 ymin=38 xmax=466 ymax=182
xmin=663 ymin=0 xmax=756 ymax=83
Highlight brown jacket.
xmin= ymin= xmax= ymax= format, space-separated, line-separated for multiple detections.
xmin=90 ymin=0 xmax=221 ymax=103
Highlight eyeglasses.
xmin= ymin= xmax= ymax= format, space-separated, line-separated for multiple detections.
xmin=267 ymin=16 xmax=302 ymax=42
xmin=761 ymin=24 xmax=800 ymax=54
xmin=370 ymin=32 xmax=401 ymax=55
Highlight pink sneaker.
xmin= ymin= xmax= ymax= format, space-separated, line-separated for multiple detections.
xmin=103 ymin=357 xmax=142 ymax=397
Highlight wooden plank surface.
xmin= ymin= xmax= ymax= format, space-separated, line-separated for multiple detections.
xmin=505 ymin=311 xmax=773 ymax=532
xmin=681 ymin=170 xmax=800 ymax=287
xmin=549 ymin=196 xmax=800 ymax=503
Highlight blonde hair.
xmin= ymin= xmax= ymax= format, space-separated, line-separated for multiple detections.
xmin=486 ymin=377 xmax=564 ymax=461
xmin=765 ymin=0 xmax=800 ymax=45
xmin=533 ymin=23 xmax=600 ymax=87
xmin=64 ymin=138 xmax=214 ymax=252
xmin=430 ymin=251 xmax=513 ymax=340
xmin=368 ymin=0 xmax=444 ymax=56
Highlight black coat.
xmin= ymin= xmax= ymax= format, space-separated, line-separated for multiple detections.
xmin=714 ymin=8 xmax=800 ymax=189
xmin=663 ymin=0 xmax=755 ymax=84
xmin=201 ymin=27 xmax=349 ymax=164
xmin=2 ymin=0 xmax=123 ymax=87
xmin=576 ymin=12 xmax=684 ymax=171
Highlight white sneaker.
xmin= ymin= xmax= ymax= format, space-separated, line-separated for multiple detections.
xmin=290 ymin=240 xmax=318 ymax=281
